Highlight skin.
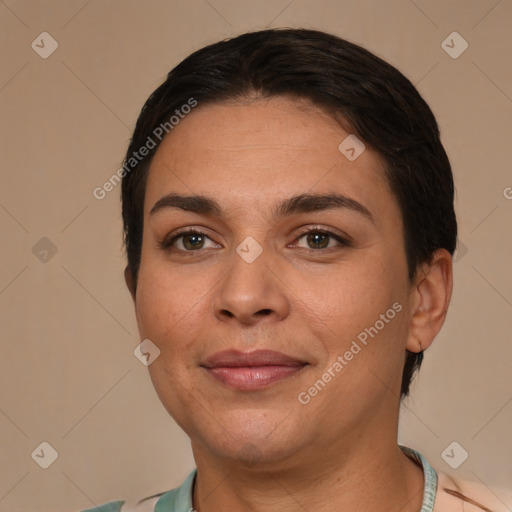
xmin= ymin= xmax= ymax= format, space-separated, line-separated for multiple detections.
xmin=125 ymin=96 xmax=453 ymax=512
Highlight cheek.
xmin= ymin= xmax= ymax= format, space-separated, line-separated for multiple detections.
xmin=134 ymin=262 xmax=192 ymax=349
xmin=317 ymin=257 xmax=409 ymax=377
xmin=324 ymin=262 xmax=397 ymax=325
xmin=134 ymin=254 xmax=219 ymax=376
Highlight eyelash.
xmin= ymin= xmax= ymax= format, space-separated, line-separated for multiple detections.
xmin=159 ymin=226 xmax=351 ymax=253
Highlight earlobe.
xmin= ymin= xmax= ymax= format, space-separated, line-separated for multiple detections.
xmin=124 ymin=266 xmax=136 ymax=301
xmin=406 ymin=249 xmax=453 ymax=353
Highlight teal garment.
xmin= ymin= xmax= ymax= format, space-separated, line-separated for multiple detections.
xmin=153 ymin=469 xmax=196 ymax=511
xmin=82 ymin=446 xmax=437 ymax=512
xmin=82 ymin=501 xmax=125 ymax=512
xmin=400 ymin=445 xmax=438 ymax=512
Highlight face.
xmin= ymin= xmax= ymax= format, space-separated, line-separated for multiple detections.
xmin=132 ymin=96 xmax=416 ymax=468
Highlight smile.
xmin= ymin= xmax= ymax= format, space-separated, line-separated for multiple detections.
xmin=201 ymin=349 xmax=308 ymax=390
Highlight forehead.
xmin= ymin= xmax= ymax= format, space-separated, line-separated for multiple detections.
xmin=144 ymin=96 xmax=395 ymax=221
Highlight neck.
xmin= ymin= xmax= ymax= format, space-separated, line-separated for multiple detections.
xmin=191 ymin=430 xmax=425 ymax=512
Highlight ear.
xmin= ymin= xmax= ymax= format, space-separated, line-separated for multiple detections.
xmin=406 ymin=249 xmax=453 ymax=354
xmin=124 ymin=266 xmax=136 ymax=302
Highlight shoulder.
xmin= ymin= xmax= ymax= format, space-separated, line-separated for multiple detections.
xmin=434 ymin=471 xmax=512 ymax=512
xmin=80 ymin=501 xmax=126 ymax=512
xmin=77 ymin=469 xmax=196 ymax=512
xmin=79 ymin=494 xmax=163 ymax=512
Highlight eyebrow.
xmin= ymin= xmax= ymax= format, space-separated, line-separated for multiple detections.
xmin=150 ymin=192 xmax=374 ymax=222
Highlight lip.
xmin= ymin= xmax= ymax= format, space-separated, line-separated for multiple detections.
xmin=202 ymin=349 xmax=308 ymax=390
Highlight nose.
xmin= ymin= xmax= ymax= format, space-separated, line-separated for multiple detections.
xmin=211 ymin=242 xmax=290 ymax=327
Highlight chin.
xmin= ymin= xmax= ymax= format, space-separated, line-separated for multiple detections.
xmin=151 ymin=372 xmax=316 ymax=467
xmin=209 ymin=436 xmax=303 ymax=470
xmin=194 ymin=410 xmax=309 ymax=469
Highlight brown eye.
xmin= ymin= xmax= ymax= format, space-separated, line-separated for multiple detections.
xmin=160 ymin=229 xmax=218 ymax=252
xmin=305 ymin=231 xmax=330 ymax=249
xmin=180 ymin=232 xmax=206 ymax=250
xmin=294 ymin=229 xmax=349 ymax=250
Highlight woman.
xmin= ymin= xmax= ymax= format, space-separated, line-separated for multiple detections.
xmin=83 ymin=28 xmax=510 ymax=512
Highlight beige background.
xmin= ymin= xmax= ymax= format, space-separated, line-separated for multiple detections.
xmin=1 ymin=1 xmax=511 ymax=511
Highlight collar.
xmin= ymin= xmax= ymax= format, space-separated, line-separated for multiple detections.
xmin=154 ymin=446 xmax=438 ymax=512
xmin=400 ymin=445 xmax=438 ymax=512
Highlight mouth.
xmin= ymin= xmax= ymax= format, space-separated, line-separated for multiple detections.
xmin=201 ymin=349 xmax=308 ymax=390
